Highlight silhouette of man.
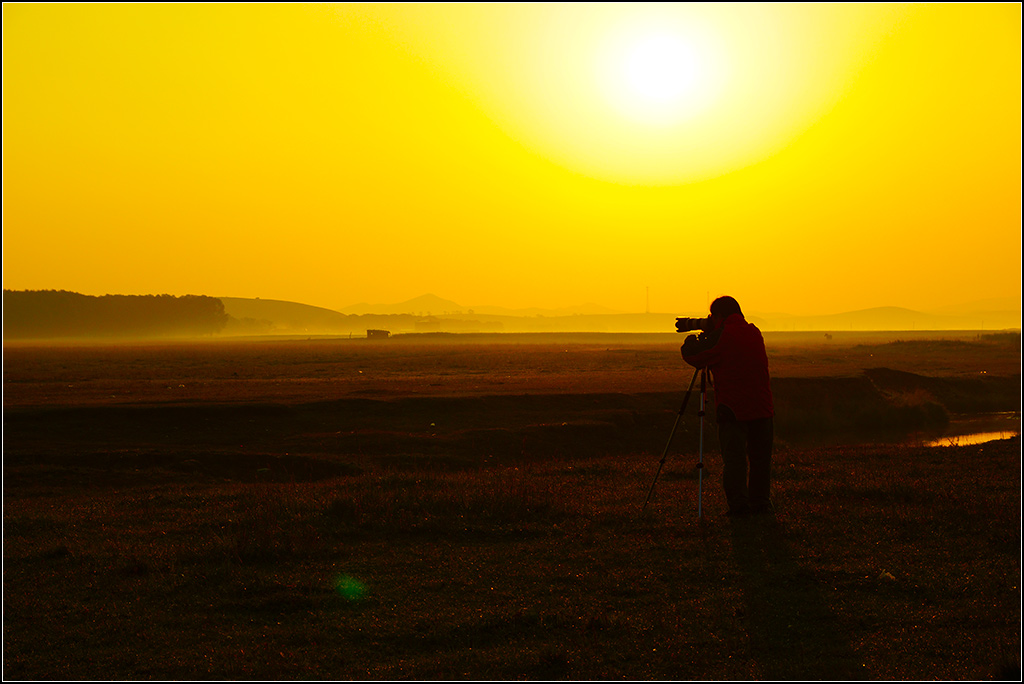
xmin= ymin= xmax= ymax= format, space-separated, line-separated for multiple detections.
xmin=681 ymin=296 xmax=774 ymax=516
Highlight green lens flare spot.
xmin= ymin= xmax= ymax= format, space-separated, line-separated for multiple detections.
xmin=334 ymin=574 xmax=368 ymax=602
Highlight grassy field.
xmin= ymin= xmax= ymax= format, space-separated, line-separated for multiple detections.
xmin=3 ymin=331 xmax=1021 ymax=679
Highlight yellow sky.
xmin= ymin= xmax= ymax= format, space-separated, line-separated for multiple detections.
xmin=3 ymin=3 xmax=1021 ymax=317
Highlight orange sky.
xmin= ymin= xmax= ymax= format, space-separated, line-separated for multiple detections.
xmin=3 ymin=3 xmax=1021 ymax=317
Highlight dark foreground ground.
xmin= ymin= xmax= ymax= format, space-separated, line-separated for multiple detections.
xmin=3 ymin=334 xmax=1021 ymax=679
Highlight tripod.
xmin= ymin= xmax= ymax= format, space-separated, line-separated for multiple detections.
xmin=642 ymin=365 xmax=709 ymax=517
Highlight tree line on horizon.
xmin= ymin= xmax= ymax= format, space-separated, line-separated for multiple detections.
xmin=2 ymin=290 xmax=229 ymax=339
xmin=1 ymin=290 xmax=507 ymax=339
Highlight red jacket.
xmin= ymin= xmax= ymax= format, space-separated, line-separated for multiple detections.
xmin=681 ymin=313 xmax=774 ymax=421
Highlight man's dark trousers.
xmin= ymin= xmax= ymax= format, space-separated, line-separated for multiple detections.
xmin=717 ymin=407 xmax=774 ymax=513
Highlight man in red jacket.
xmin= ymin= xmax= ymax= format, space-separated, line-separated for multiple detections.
xmin=681 ymin=296 xmax=774 ymax=516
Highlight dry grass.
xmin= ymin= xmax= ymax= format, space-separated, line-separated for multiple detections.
xmin=4 ymin=439 xmax=1020 ymax=680
xmin=3 ymin=331 xmax=1018 ymax=408
xmin=3 ymin=332 xmax=1020 ymax=679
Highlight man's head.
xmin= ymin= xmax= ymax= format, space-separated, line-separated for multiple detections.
xmin=709 ymin=296 xmax=743 ymax=328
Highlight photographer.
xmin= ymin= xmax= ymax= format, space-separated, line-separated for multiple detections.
xmin=680 ymin=296 xmax=774 ymax=516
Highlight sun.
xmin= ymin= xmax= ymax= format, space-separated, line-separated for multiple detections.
xmin=601 ymin=29 xmax=721 ymax=126
xmin=621 ymin=34 xmax=699 ymax=106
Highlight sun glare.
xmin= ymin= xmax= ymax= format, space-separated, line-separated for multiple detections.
xmin=611 ymin=31 xmax=712 ymax=124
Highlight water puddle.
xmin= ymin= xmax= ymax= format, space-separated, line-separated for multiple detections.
xmin=784 ymin=412 xmax=1021 ymax=449
xmin=914 ymin=412 xmax=1021 ymax=448
xmin=923 ymin=430 xmax=1020 ymax=447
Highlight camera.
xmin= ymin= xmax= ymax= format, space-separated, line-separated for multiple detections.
xmin=675 ymin=316 xmax=711 ymax=333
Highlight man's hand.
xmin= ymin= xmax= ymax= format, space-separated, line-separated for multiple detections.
xmin=681 ymin=328 xmax=723 ymax=360
xmin=680 ymin=334 xmax=700 ymax=357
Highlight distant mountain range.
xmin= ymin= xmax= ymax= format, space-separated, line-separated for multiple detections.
xmin=337 ymin=293 xmax=619 ymax=317
xmin=755 ymin=306 xmax=1020 ymax=332
xmin=219 ymin=295 xmax=1021 ymax=335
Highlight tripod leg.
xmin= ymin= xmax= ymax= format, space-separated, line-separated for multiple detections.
xmin=642 ymin=366 xmax=700 ymax=512
xmin=698 ymin=367 xmax=706 ymax=518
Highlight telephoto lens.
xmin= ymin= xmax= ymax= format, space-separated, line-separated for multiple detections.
xmin=675 ymin=316 xmax=710 ymax=333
